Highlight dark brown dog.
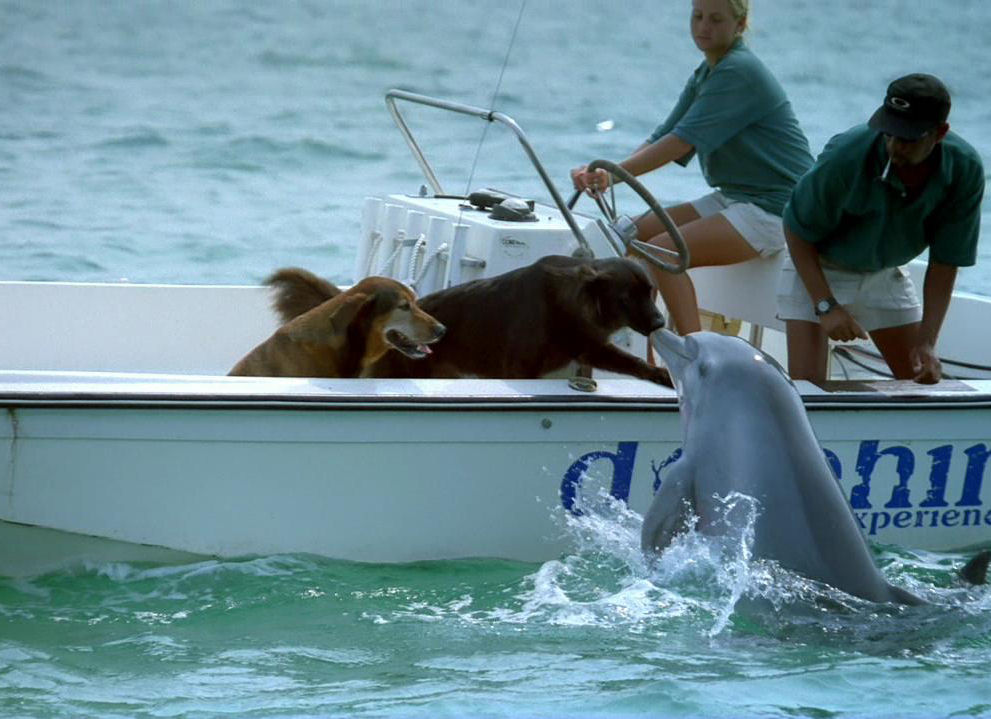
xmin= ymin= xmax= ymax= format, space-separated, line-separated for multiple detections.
xmin=267 ymin=256 xmax=669 ymax=384
xmin=229 ymin=274 xmax=445 ymax=377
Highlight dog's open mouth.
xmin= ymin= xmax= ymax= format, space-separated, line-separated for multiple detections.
xmin=386 ymin=329 xmax=435 ymax=359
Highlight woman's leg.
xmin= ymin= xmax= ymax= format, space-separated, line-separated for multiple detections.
xmin=634 ymin=202 xmax=700 ymax=240
xmin=640 ymin=213 xmax=760 ymax=334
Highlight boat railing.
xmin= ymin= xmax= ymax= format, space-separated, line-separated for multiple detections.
xmin=384 ymin=89 xmax=593 ymax=257
xmin=384 ymin=90 xmax=691 ymax=275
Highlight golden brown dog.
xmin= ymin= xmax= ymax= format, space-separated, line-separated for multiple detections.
xmin=229 ymin=273 xmax=445 ymax=378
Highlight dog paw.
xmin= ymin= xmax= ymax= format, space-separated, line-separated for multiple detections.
xmin=649 ymin=367 xmax=673 ymax=388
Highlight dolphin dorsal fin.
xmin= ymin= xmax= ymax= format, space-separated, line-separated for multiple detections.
xmin=960 ymin=549 xmax=990 ymax=586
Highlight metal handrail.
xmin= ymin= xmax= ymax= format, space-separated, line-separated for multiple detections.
xmin=384 ymin=89 xmax=592 ymax=256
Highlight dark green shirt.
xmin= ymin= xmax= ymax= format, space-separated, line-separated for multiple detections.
xmin=784 ymin=125 xmax=985 ymax=270
xmin=647 ymin=39 xmax=813 ymax=216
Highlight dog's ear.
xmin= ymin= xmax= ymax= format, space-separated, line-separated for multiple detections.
xmin=546 ymin=263 xmax=599 ymax=282
xmin=545 ymin=262 xmax=609 ymax=322
xmin=577 ymin=264 xmax=602 ymax=286
xmin=548 ymin=262 xmax=604 ymax=302
xmin=285 ymin=292 xmax=373 ymax=344
xmin=578 ymin=265 xmax=612 ymax=320
xmin=328 ymin=292 xmax=378 ymax=334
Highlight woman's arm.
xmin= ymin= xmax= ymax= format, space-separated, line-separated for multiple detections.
xmin=572 ymin=134 xmax=694 ymax=191
xmin=621 ymin=134 xmax=694 ymax=176
xmin=572 ymin=64 xmax=700 ymax=192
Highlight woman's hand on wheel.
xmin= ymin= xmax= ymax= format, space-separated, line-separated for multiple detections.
xmin=570 ymin=164 xmax=589 ymax=190
xmin=570 ymin=164 xmax=609 ymax=193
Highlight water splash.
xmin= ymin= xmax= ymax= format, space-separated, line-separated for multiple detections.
xmin=544 ymin=486 xmax=991 ymax=642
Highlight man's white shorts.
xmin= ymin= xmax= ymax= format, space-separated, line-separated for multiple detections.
xmin=690 ymin=191 xmax=786 ymax=258
xmin=776 ymin=256 xmax=922 ymax=332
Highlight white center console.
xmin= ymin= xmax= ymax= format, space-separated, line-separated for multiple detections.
xmin=356 ymin=192 xmax=612 ymax=294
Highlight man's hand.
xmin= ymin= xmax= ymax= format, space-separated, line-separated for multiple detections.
xmin=819 ymin=305 xmax=869 ymax=343
xmin=910 ymin=342 xmax=942 ymax=384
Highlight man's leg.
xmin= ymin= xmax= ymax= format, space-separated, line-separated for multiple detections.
xmin=786 ymin=320 xmax=830 ymax=382
xmin=868 ymin=322 xmax=923 ymax=379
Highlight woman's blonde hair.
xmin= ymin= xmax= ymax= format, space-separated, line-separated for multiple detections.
xmin=727 ymin=0 xmax=749 ymax=25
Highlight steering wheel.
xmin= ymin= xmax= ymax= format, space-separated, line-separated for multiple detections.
xmin=571 ymin=159 xmax=690 ymax=274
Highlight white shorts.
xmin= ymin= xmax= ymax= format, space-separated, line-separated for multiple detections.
xmin=690 ymin=191 xmax=786 ymax=258
xmin=776 ymin=257 xmax=922 ymax=332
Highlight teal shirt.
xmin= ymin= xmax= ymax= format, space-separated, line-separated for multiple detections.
xmin=647 ymin=39 xmax=813 ymax=216
xmin=783 ymin=125 xmax=985 ymax=270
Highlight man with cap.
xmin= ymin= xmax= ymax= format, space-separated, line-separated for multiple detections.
xmin=777 ymin=73 xmax=985 ymax=383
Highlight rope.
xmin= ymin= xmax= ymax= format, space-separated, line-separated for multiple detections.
xmin=376 ymin=244 xmax=403 ymax=276
xmin=830 ymin=345 xmax=973 ymax=381
xmin=412 ymin=242 xmax=449 ymax=291
xmin=837 ymin=343 xmax=991 ymax=374
xmin=405 ymin=234 xmax=427 ymax=284
xmin=376 ymin=234 xmax=421 ymax=276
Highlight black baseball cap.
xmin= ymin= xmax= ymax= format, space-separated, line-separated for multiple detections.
xmin=868 ymin=73 xmax=951 ymax=140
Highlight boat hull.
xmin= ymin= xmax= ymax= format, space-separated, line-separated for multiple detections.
xmin=3 ymin=374 xmax=990 ymax=574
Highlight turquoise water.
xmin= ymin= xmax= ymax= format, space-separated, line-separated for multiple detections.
xmin=3 ymin=516 xmax=991 ymax=718
xmin=3 ymin=1 xmax=991 ymax=716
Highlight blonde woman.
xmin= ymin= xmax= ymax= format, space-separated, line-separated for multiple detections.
xmin=572 ymin=0 xmax=812 ymax=334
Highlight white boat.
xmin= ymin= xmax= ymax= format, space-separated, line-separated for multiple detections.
xmin=2 ymin=91 xmax=990 ymax=576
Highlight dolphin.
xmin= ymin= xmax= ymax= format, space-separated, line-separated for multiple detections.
xmin=641 ymin=329 xmax=924 ymax=605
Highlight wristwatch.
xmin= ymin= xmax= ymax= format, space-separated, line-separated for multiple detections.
xmin=814 ymin=297 xmax=839 ymax=316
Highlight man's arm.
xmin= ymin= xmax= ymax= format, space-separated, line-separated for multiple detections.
xmin=784 ymin=226 xmax=868 ymax=342
xmin=912 ymin=260 xmax=957 ymax=383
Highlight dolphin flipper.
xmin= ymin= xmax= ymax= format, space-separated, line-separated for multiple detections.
xmin=640 ymin=463 xmax=695 ymax=555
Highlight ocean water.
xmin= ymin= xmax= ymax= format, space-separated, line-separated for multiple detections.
xmin=2 ymin=1 xmax=991 ymax=717
xmin=3 ymin=507 xmax=991 ymax=719
xmin=2 ymin=0 xmax=990 ymax=291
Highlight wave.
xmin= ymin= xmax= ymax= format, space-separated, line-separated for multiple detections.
xmin=257 ymin=49 xmax=402 ymax=71
xmin=2 ymin=247 xmax=108 ymax=276
xmin=0 ymin=63 xmax=51 ymax=91
xmin=95 ymin=129 xmax=169 ymax=150
xmin=0 ymin=129 xmax=61 ymax=142
xmin=189 ymin=135 xmax=385 ymax=172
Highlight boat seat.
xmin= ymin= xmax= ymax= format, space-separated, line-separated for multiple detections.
xmin=691 ymin=253 xmax=786 ymax=334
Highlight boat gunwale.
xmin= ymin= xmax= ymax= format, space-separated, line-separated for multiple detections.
xmin=2 ymin=391 xmax=991 ymax=412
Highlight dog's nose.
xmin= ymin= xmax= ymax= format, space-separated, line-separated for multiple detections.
xmin=649 ymin=314 xmax=666 ymax=332
xmin=433 ymin=323 xmax=447 ymax=340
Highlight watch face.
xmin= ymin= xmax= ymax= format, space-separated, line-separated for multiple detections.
xmin=816 ymin=299 xmax=835 ymax=315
